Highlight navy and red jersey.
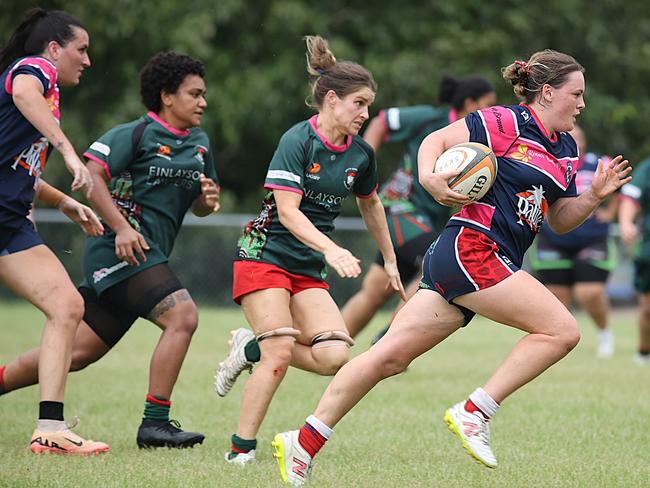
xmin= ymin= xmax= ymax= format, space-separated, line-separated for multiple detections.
xmin=447 ymin=104 xmax=579 ymax=267
xmin=540 ymin=152 xmax=610 ymax=249
xmin=0 ymin=56 xmax=59 ymax=228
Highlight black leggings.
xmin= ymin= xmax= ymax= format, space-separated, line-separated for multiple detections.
xmin=80 ymin=263 xmax=184 ymax=348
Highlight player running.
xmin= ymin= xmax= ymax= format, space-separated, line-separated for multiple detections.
xmin=1 ymin=51 xmax=219 ymax=449
xmin=216 ymin=35 xmax=404 ymax=465
xmin=0 ymin=8 xmax=108 ymax=455
xmin=271 ymin=49 xmax=631 ymax=484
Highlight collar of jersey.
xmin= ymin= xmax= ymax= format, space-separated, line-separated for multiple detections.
xmin=147 ymin=111 xmax=190 ymax=137
xmin=519 ymin=103 xmax=558 ymax=143
xmin=309 ymin=115 xmax=352 ymax=152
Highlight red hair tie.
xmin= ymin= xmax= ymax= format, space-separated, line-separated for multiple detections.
xmin=515 ymin=60 xmax=530 ymax=75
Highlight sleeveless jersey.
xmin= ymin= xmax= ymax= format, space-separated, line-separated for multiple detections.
xmin=0 ymin=56 xmax=59 ymax=227
xmin=449 ymin=104 xmax=579 ymax=266
xmin=236 ymin=115 xmax=378 ymax=279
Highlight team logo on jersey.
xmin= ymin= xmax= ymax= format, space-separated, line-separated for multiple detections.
xmin=11 ymin=137 xmax=49 ymax=177
xmin=156 ymin=144 xmax=172 ymax=160
xmin=194 ymin=145 xmax=207 ymax=163
xmin=564 ymin=161 xmax=573 ymax=185
xmin=509 ymin=144 xmax=531 ymax=163
xmin=306 ymin=162 xmax=321 ymax=180
xmin=515 ymin=185 xmax=548 ymax=232
xmin=344 ymin=168 xmax=358 ymax=190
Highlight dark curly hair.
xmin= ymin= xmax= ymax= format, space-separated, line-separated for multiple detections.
xmin=139 ymin=51 xmax=205 ymax=113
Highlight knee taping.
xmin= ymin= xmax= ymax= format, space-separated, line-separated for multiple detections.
xmin=256 ymin=327 xmax=300 ymax=342
xmin=311 ymin=330 xmax=355 ymax=349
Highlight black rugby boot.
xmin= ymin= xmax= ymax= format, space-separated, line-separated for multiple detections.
xmin=136 ymin=419 xmax=204 ymax=448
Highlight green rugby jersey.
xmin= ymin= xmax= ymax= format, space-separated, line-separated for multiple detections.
xmin=237 ymin=115 xmax=378 ymax=280
xmin=378 ymin=105 xmax=454 ymax=231
xmin=82 ymin=111 xmax=218 ymax=293
xmin=621 ymin=157 xmax=650 ymax=259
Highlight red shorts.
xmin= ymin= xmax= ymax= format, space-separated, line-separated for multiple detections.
xmin=232 ymin=260 xmax=329 ymax=304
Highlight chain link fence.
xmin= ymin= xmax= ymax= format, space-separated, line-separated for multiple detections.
xmin=0 ymin=210 xmax=636 ymax=307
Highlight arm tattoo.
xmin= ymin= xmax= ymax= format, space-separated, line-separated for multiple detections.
xmin=147 ymin=289 xmax=191 ymax=321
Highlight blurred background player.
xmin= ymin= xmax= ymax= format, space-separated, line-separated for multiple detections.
xmin=342 ymin=73 xmax=496 ymax=343
xmin=0 ymin=8 xmax=108 ymax=454
xmin=1 ymin=51 xmax=219 ymax=449
xmin=271 ymin=50 xmax=632 ymax=485
xmin=215 ymin=35 xmax=403 ymax=465
xmin=618 ymin=156 xmax=650 ymax=364
xmin=530 ymin=124 xmax=617 ymax=357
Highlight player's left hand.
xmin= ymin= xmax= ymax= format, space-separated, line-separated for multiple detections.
xmin=199 ymin=174 xmax=220 ymax=212
xmin=591 ymin=155 xmax=632 ymax=200
xmin=383 ymin=259 xmax=407 ymax=301
xmin=58 ymin=196 xmax=104 ymax=237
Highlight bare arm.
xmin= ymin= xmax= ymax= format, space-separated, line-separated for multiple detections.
xmin=618 ymin=196 xmax=640 ymax=246
xmin=547 ymin=156 xmax=632 ymax=234
xmin=356 ymin=194 xmax=406 ymax=299
xmin=273 ymin=189 xmax=361 ymax=278
xmin=12 ymin=74 xmax=92 ymax=196
xmin=36 ymin=180 xmax=103 ymax=237
xmin=86 ymin=160 xmax=149 ymax=265
xmin=362 ymin=115 xmax=388 ymax=153
xmin=595 ymin=193 xmax=619 ymax=222
xmin=191 ymin=174 xmax=220 ymax=216
xmin=417 ymin=119 xmax=471 ymax=207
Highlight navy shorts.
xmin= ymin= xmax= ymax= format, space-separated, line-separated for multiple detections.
xmin=419 ymin=226 xmax=519 ymax=325
xmin=530 ymin=233 xmax=612 ymax=285
xmin=0 ymin=219 xmax=43 ymax=256
xmin=374 ymin=231 xmax=437 ymax=283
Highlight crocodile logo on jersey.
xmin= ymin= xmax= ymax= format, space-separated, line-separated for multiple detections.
xmin=515 ymin=185 xmax=548 ymax=232
xmin=344 ymin=168 xmax=358 ymax=190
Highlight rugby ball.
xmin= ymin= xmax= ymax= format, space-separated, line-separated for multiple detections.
xmin=434 ymin=142 xmax=497 ymax=202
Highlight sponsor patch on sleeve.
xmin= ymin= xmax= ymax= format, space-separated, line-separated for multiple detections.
xmin=89 ymin=141 xmax=111 ymax=157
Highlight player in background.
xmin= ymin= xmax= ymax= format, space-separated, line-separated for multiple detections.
xmin=215 ymin=35 xmax=404 ymax=465
xmin=343 ymin=74 xmax=496 ymax=343
xmin=618 ymin=157 xmax=650 ymax=365
xmin=271 ymin=50 xmax=631 ymax=485
xmin=0 ymin=8 xmax=109 ymax=455
xmin=1 ymin=51 xmax=219 ymax=449
xmin=530 ymin=125 xmax=617 ymax=357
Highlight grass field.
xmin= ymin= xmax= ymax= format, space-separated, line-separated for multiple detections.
xmin=1 ymin=301 xmax=649 ymax=487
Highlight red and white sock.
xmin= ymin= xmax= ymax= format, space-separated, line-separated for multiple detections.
xmin=298 ymin=414 xmax=332 ymax=457
xmin=466 ymin=387 xmax=499 ymax=419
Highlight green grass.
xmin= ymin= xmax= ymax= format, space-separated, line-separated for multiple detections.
xmin=1 ymin=302 xmax=648 ymax=487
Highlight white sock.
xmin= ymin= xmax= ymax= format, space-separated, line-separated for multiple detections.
xmin=598 ymin=329 xmax=612 ymax=339
xmin=468 ymin=387 xmax=499 ymax=419
xmin=36 ymin=419 xmax=68 ymax=432
xmin=306 ymin=414 xmax=333 ymax=440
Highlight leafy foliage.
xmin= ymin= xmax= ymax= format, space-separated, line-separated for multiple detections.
xmin=2 ymin=1 xmax=649 ymax=209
